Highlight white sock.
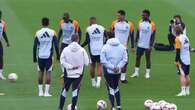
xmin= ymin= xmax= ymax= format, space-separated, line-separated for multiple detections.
xmin=45 ymin=84 xmax=50 ymax=94
xmin=91 ymin=78 xmax=96 ymax=86
xmin=181 ymin=86 xmax=186 ymax=94
xmin=0 ymin=69 xmax=3 ymax=76
xmin=120 ymin=73 xmax=126 ymax=81
xmin=146 ymin=69 xmax=150 ymax=74
xmin=38 ymin=85 xmax=43 ymax=93
xmin=134 ymin=67 xmax=139 ymax=74
xmin=97 ymin=76 xmax=101 ymax=84
xmin=186 ymin=86 xmax=190 ymax=94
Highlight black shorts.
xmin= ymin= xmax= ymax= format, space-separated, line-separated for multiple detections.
xmin=38 ymin=58 xmax=53 ymax=72
xmin=63 ymin=76 xmax=83 ymax=91
xmin=60 ymin=43 xmax=69 ymax=54
xmin=177 ymin=61 xmax=190 ymax=76
xmin=90 ymin=55 xmax=100 ymax=64
xmin=136 ymin=47 xmax=150 ymax=56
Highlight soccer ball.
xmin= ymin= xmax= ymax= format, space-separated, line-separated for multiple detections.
xmin=169 ymin=103 xmax=177 ymax=110
xmin=150 ymin=102 xmax=161 ymax=110
xmin=67 ymin=104 xmax=77 ymax=110
xmin=8 ymin=73 xmax=18 ymax=82
xmin=96 ymin=100 xmax=107 ymax=110
xmin=158 ymin=100 xmax=167 ymax=109
xmin=144 ymin=99 xmax=153 ymax=109
xmin=161 ymin=102 xmax=170 ymax=110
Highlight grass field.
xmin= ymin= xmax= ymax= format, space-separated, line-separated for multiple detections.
xmin=0 ymin=0 xmax=195 ymax=110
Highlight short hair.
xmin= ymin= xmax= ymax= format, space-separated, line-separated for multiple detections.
xmin=107 ymin=31 xmax=115 ymax=39
xmin=143 ymin=9 xmax=150 ymax=16
xmin=71 ymin=34 xmax=79 ymax=42
xmin=42 ymin=17 xmax=49 ymax=26
xmin=63 ymin=12 xmax=70 ymax=18
xmin=117 ymin=10 xmax=126 ymax=16
xmin=89 ymin=16 xmax=96 ymax=21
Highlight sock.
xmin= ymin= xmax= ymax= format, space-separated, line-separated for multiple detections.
xmin=115 ymin=87 xmax=121 ymax=109
xmin=181 ymin=86 xmax=186 ymax=94
xmin=38 ymin=85 xmax=43 ymax=93
xmin=59 ymin=89 xmax=66 ymax=110
xmin=72 ymin=89 xmax=78 ymax=110
xmin=96 ymin=76 xmax=101 ymax=85
xmin=45 ymin=84 xmax=50 ymax=94
xmin=186 ymin=86 xmax=190 ymax=94
xmin=146 ymin=69 xmax=150 ymax=74
xmin=117 ymin=106 xmax=121 ymax=110
xmin=108 ymin=87 xmax=115 ymax=108
xmin=120 ymin=73 xmax=126 ymax=81
xmin=134 ymin=67 xmax=139 ymax=74
xmin=91 ymin=78 xmax=96 ymax=86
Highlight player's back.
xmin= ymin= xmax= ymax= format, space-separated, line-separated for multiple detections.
xmin=36 ymin=28 xmax=56 ymax=59
xmin=177 ymin=34 xmax=190 ymax=65
xmin=87 ymin=24 xmax=105 ymax=55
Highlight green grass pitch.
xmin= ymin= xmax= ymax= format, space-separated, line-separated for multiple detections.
xmin=0 ymin=0 xmax=195 ymax=109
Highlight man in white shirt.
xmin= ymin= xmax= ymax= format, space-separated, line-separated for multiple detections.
xmin=81 ymin=17 xmax=107 ymax=88
xmin=58 ymin=34 xmax=89 ymax=110
xmin=33 ymin=17 xmax=60 ymax=97
xmin=131 ymin=9 xmax=156 ymax=79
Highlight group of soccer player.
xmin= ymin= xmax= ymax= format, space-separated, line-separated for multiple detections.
xmin=0 ymin=8 xmax=191 ymax=110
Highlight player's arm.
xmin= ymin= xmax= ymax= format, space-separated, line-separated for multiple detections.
xmin=78 ymin=27 xmax=82 ymax=44
xmin=81 ymin=32 xmax=90 ymax=47
xmin=53 ymin=35 xmax=60 ymax=61
xmin=33 ymin=37 xmax=39 ymax=63
xmin=100 ymin=47 xmax=114 ymax=70
xmin=57 ymin=29 xmax=62 ymax=44
xmin=175 ymin=37 xmax=181 ymax=64
xmin=103 ymin=30 xmax=108 ymax=44
xmin=129 ymin=22 xmax=135 ymax=50
xmin=135 ymin=29 xmax=139 ymax=48
xmin=2 ymin=22 xmax=9 ymax=47
xmin=149 ymin=22 xmax=156 ymax=48
xmin=117 ymin=48 xmax=128 ymax=71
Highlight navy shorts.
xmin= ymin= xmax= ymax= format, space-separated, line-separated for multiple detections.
xmin=177 ymin=61 xmax=190 ymax=76
xmin=90 ymin=55 xmax=100 ymax=64
xmin=136 ymin=47 xmax=150 ymax=56
xmin=38 ymin=58 xmax=53 ymax=72
xmin=63 ymin=76 xmax=83 ymax=91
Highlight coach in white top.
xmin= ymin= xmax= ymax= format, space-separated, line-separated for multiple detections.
xmin=58 ymin=34 xmax=89 ymax=110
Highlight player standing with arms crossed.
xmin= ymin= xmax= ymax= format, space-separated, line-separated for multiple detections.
xmin=131 ymin=9 xmax=156 ymax=79
xmin=81 ymin=17 xmax=107 ymax=88
xmin=33 ymin=17 xmax=60 ymax=97
xmin=111 ymin=10 xmax=134 ymax=84
xmin=174 ymin=25 xmax=191 ymax=96
xmin=0 ymin=10 xmax=10 ymax=80
xmin=58 ymin=34 xmax=89 ymax=110
xmin=101 ymin=35 xmax=128 ymax=110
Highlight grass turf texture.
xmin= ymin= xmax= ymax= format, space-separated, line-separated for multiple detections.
xmin=0 ymin=0 xmax=195 ymax=109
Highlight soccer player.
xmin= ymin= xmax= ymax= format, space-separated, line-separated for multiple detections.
xmin=58 ymin=12 xmax=82 ymax=53
xmin=174 ymin=25 xmax=191 ymax=96
xmin=33 ymin=17 xmax=60 ymax=97
xmin=81 ymin=17 xmax=107 ymax=88
xmin=0 ymin=10 xmax=10 ymax=80
xmin=101 ymin=35 xmax=128 ymax=110
xmin=131 ymin=9 xmax=156 ymax=79
xmin=58 ymin=34 xmax=89 ymax=110
xmin=111 ymin=10 xmax=134 ymax=84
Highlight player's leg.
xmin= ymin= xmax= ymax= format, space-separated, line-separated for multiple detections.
xmin=58 ymin=75 xmax=72 ymax=110
xmin=114 ymin=74 xmax=121 ymax=110
xmin=44 ymin=58 xmax=53 ymax=96
xmin=96 ymin=55 xmax=102 ymax=88
xmin=60 ymin=43 xmax=69 ymax=72
xmin=185 ymin=75 xmax=190 ymax=95
xmin=131 ymin=47 xmax=144 ymax=78
xmin=145 ymin=49 xmax=151 ymax=79
xmin=121 ymin=63 xmax=128 ymax=84
xmin=71 ymin=76 xmax=83 ymax=110
xmin=90 ymin=62 xmax=96 ymax=87
xmin=37 ymin=59 xmax=45 ymax=96
xmin=104 ymin=71 xmax=115 ymax=109
xmin=0 ymin=42 xmax=5 ymax=80
xmin=177 ymin=63 xmax=188 ymax=96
